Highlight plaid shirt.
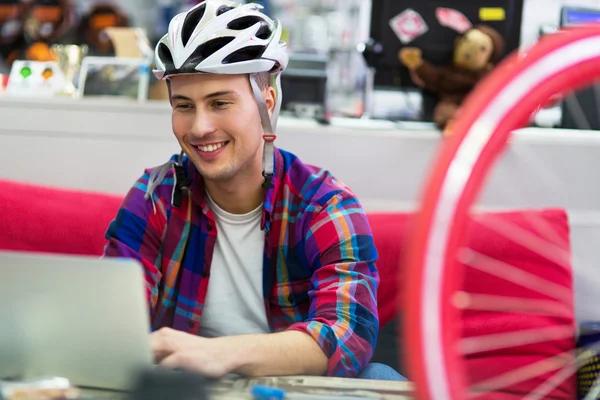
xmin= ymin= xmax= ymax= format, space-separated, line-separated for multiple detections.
xmin=104 ymin=148 xmax=379 ymax=377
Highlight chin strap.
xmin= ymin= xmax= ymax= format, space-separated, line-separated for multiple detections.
xmin=172 ymin=150 xmax=191 ymax=208
xmin=144 ymin=150 xmax=190 ymax=211
xmin=249 ymin=72 xmax=282 ymax=189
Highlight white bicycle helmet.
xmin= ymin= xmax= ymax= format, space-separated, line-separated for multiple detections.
xmin=153 ymin=0 xmax=289 ymax=189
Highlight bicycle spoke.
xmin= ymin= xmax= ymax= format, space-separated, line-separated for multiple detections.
xmin=473 ymin=212 xmax=600 ymax=305
xmin=476 ymin=216 xmax=571 ymax=269
xmin=459 ymin=248 xmax=573 ymax=303
xmin=583 ymin=373 xmax=600 ymax=400
xmin=459 ymin=324 xmax=575 ymax=355
xmin=520 ymin=210 xmax=569 ymax=249
xmin=483 ymin=148 xmax=569 ymax=248
xmin=454 ymin=292 xmax=571 ymax=317
xmin=524 ymin=340 xmax=600 ymax=400
xmin=565 ymin=90 xmax=591 ymax=130
xmin=593 ymin=81 xmax=600 ymax=129
xmin=470 ymin=340 xmax=600 ymax=398
xmin=471 ymin=217 xmax=600 ymax=295
xmin=468 ymin=351 xmax=574 ymax=398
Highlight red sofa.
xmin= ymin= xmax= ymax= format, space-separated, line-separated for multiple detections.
xmin=0 ymin=179 xmax=577 ymax=398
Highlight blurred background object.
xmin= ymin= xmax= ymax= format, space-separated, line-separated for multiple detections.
xmin=280 ymin=52 xmax=329 ymax=122
xmin=13 ymin=0 xmax=77 ymax=62
xmin=0 ymin=0 xmax=600 ymax=128
xmin=365 ymin=0 xmax=523 ymax=121
xmin=0 ymin=0 xmax=25 ymax=73
xmin=22 ymin=0 xmax=75 ymax=43
xmin=77 ymin=1 xmax=129 ymax=56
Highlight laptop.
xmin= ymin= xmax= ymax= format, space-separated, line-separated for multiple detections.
xmin=0 ymin=251 xmax=153 ymax=391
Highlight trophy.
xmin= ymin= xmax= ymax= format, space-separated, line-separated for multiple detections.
xmin=51 ymin=44 xmax=88 ymax=97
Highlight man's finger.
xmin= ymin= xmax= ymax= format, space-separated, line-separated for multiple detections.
xmin=152 ymin=348 xmax=172 ymax=364
xmin=149 ymin=329 xmax=175 ymax=362
xmin=160 ymin=351 xmax=191 ymax=370
xmin=160 ymin=352 xmax=226 ymax=379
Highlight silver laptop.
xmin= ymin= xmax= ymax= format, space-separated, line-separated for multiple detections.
xmin=0 ymin=251 xmax=153 ymax=391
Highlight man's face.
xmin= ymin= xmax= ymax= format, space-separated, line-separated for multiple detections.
xmin=169 ymin=74 xmax=274 ymax=184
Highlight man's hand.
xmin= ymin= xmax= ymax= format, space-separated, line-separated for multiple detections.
xmin=398 ymin=47 xmax=423 ymax=70
xmin=150 ymin=328 xmax=236 ymax=378
xmin=150 ymin=328 xmax=328 ymax=378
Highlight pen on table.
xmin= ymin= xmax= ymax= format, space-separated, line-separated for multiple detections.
xmin=250 ymin=385 xmax=374 ymax=400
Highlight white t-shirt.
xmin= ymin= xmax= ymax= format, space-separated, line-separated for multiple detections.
xmin=198 ymin=194 xmax=270 ymax=337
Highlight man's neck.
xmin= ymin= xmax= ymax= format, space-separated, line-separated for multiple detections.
xmin=204 ymin=174 xmax=265 ymax=215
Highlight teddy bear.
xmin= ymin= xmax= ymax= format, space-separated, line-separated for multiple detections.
xmin=399 ymin=25 xmax=505 ymax=132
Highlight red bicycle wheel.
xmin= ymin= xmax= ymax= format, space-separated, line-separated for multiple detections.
xmin=403 ymin=24 xmax=600 ymax=400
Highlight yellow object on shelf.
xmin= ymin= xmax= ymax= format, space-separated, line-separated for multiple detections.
xmin=479 ymin=8 xmax=506 ymax=21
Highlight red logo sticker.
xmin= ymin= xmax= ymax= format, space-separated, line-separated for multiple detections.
xmin=389 ymin=8 xmax=428 ymax=44
xmin=436 ymin=8 xmax=472 ymax=33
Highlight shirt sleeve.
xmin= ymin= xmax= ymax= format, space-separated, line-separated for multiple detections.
xmin=103 ymin=171 xmax=168 ymax=312
xmin=287 ymin=191 xmax=380 ymax=377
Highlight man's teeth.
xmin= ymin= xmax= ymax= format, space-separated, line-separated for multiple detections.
xmin=197 ymin=142 xmax=226 ymax=152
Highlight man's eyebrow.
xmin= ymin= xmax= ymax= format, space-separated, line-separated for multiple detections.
xmin=171 ymin=94 xmax=192 ymax=102
xmin=170 ymin=91 xmax=238 ymax=102
xmin=203 ymin=90 xmax=238 ymax=100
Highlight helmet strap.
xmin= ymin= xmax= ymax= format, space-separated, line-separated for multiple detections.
xmin=249 ymin=73 xmax=280 ymax=189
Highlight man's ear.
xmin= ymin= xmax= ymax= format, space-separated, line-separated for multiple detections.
xmin=264 ymin=86 xmax=276 ymax=116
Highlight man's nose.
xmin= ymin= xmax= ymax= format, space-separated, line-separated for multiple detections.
xmin=191 ymin=111 xmax=216 ymax=136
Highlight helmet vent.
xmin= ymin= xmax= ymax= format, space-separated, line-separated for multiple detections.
xmin=222 ymin=45 xmax=266 ymax=64
xmin=186 ymin=36 xmax=235 ymax=67
xmin=216 ymin=5 xmax=235 ymax=16
xmin=227 ymin=16 xmax=271 ymax=40
xmin=158 ymin=42 xmax=175 ymax=70
xmin=181 ymin=3 xmax=207 ymax=47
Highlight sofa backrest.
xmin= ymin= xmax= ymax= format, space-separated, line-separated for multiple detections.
xmin=0 ymin=179 xmax=577 ymax=397
xmin=0 ymin=179 xmax=121 ymax=255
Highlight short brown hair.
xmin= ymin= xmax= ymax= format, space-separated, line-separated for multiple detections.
xmin=252 ymin=72 xmax=271 ymax=90
xmin=165 ymin=72 xmax=272 ymax=101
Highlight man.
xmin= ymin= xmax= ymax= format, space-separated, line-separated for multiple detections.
xmin=104 ymin=0 xmax=403 ymax=381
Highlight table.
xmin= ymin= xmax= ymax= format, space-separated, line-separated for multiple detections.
xmin=81 ymin=376 xmax=413 ymax=399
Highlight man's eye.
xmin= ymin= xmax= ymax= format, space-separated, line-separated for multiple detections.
xmin=176 ymin=104 xmax=193 ymax=110
xmin=212 ymin=101 xmax=229 ymax=108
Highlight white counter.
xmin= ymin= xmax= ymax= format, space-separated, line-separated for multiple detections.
xmin=1 ymin=96 xmax=598 ymax=212
xmin=0 ymin=96 xmax=442 ymax=203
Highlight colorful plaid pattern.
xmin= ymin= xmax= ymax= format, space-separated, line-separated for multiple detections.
xmin=103 ymin=148 xmax=379 ymax=377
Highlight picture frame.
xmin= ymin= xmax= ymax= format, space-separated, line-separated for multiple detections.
xmin=77 ymin=56 xmax=150 ymax=101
